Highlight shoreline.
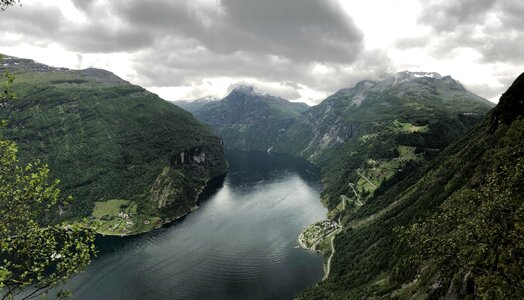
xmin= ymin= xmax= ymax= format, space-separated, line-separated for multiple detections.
xmin=297 ymin=220 xmax=340 ymax=251
xmin=97 ymin=171 xmax=228 ymax=237
xmin=297 ymin=218 xmax=342 ymax=282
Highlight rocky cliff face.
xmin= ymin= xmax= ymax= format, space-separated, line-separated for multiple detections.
xmin=151 ymin=146 xmax=218 ymax=212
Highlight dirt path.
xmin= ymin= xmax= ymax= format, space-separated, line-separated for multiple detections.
xmin=322 ymin=230 xmax=338 ymax=281
xmin=356 ymin=170 xmax=377 ymax=188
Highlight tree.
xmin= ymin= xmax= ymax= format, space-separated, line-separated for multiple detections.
xmin=0 ymin=0 xmax=19 ymax=11
xmin=0 ymin=56 xmax=96 ymax=299
xmin=403 ymin=155 xmax=524 ymax=298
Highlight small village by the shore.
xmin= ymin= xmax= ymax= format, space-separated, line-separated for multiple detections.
xmin=298 ymin=219 xmax=340 ymax=251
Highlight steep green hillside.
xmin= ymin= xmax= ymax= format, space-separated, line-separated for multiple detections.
xmin=300 ymin=73 xmax=524 ymax=299
xmin=0 ymin=55 xmax=227 ymax=235
xmin=274 ymin=72 xmax=494 ymax=211
xmin=190 ymin=85 xmax=309 ymax=150
xmin=276 ymin=73 xmax=490 ymax=157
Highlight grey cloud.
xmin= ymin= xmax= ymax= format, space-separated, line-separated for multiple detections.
xmin=416 ymin=0 xmax=524 ymax=100
xmin=0 ymin=3 xmax=63 ymax=37
xmin=303 ymin=50 xmax=394 ymax=92
xmin=76 ymin=54 xmax=83 ymax=69
xmin=394 ymin=36 xmax=431 ymax=49
xmin=282 ymin=81 xmax=300 ymax=89
xmin=498 ymin=1 xmax=524 ymax=28
xmin=111 ymin=0 xmax=363 ymax=64
xmin=419 ymin=0 xmax=496 ymax=31
xmin=132 ymin=45 xmax=305 ymax=87
xmin=70 ymin=0 xmax=96 ymax=11
xmin=130 ymin=39 xmax=393 ymax=102
xmin=217 ymin=0 xmax=363 ymax=63
xmin=61 ymin=24 xmax=154 ymax=53
xmin=0 ymin=0 xmax=365 ymax=96
xmin=417 ymin=0 xmax=524 ymax=65
xmin=463 ymin=72 xmax=517 ymax=100
xmin=0 ymin=2 xmax=155 ymax=53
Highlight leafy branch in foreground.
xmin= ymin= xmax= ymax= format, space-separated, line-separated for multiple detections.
xmin=1 ymin=56 xmax=96 ymax=300
xmin=0 ymin=0 xmax=20 ymax=11
xmin=402 ymin=154 xmax=524 ymax=298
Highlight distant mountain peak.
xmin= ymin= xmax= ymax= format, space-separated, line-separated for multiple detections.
xmin=396 ymin=71 xmax=442 ymax=79
xmin=374 ymin=71 xmax=468 ymax=93
xmin=231 ymin=84 xmax=256 ymax=95
xmin=0 ymin=55 xmax=70 ymax=73
xmin=197 ymin=96 xmax=220 ymax=101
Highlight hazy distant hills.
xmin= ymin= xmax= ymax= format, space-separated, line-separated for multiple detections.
xmin=0 ymin=55 xmax=227 ymax=235
xmin=176 ymin=85 xmax=309 ymax=150
xmin=172 ymin=96 xmax=220 ymax=113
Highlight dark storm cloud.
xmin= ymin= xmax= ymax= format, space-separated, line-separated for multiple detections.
xmin=0 ymin=0 xmax=365 ymax=95
xmin=217 ymin=0 xmax=363 ymax=63
xmin=1 ymin=0 xmax=363 ymax=63
xmin=110 ymin=0 xmax=363 ymax=63
xmin=113 ymin=0 xmax=365 ymax=90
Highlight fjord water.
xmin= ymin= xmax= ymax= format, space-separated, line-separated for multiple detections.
xmin=60 ymin=150 xmax=326 ymax=299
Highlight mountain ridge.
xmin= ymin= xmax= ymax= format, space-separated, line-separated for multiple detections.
xmin=0 ymin=55 xmax=228 ymax=236
xmin=184 ymin=85 xmax=309 ymax=150
xmin=299 ymin=73 xmax=523 ymax=299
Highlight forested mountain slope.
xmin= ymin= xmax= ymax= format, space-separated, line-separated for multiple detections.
xmin=0 ymin=55 xmax=227 ymax=235
xmin=300 ymin=73 xmax=524 ymax=299
xmin=274 ymin=72 xmax=494 ymax=211
xmin=187 ymin=85 xmax=309 ymax=150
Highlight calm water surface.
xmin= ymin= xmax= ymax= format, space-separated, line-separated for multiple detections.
xmin=58 ymin=150 xmax=326 ymax=299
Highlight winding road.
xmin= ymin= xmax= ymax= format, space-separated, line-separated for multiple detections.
xmin=322 ymin=232 xmax=338 ymax=280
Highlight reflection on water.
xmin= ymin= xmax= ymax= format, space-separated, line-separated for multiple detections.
xmin=56 ymin=150 xmax=326 ymax=300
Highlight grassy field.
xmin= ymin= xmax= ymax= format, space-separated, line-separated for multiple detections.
xmin=90 ymin=199 xmax=161 ymax=235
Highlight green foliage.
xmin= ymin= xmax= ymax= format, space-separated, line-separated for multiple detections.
xmin=0 ymin=56 xmax=96 ymax=299
xmin=88 ymin=199 xmax=161 ymax=235
xmin=0 ymin=55 xmax=15 ymax=102
xmin=268 ymin=74 xmax=494 ymax=218
xmin=0 ymin=56 xmax=227 ymax=234
xmin=299 ymin=73 xmax=524 ymax=299
xmin=1 ymin=71 xmax=15 ymax=101
xmin=0 ymin=0 xmax=19 ymax=11
xmin=404 ymin=157 xmax=524 ymax=298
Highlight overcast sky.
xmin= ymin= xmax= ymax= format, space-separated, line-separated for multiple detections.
xmin=0 ymin=0 xmax=522 ymax=104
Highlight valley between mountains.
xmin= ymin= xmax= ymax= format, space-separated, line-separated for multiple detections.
xmin=2 ymin=54 xmax=523 ymax=299
xmin=176 ymin=71 xmax=523 ymax=298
